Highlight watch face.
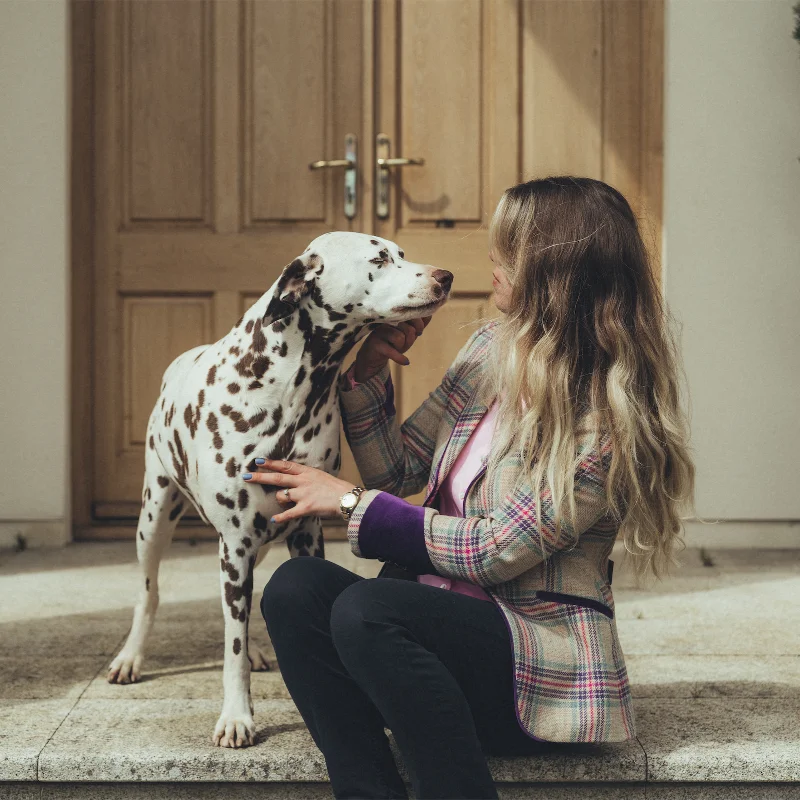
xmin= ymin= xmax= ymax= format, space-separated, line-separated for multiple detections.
xmin=342 ymin=493 xmax=358 ymax=509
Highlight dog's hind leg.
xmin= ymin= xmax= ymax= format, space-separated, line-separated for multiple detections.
xmin=284 ymin=516 xmax=325 ymax=559
xmin=107 ymin=459 xmax=185 ymax=684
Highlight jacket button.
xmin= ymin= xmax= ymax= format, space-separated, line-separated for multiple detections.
xmin=440 ymin=583 xmax=447 ymax=589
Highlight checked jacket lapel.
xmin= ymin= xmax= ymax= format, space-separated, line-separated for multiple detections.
xmin=421 ymin=379 xmax=490 ymax=508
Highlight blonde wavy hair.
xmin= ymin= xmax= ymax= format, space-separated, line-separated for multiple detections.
xmin=476 ymin=176 xmax=697 ymax=583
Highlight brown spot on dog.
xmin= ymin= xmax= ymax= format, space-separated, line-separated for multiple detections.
xmin=226 ymin=409 xmax=249 ymax=433
xmin=243 ymin=444 xmax=256 ymax=457
xmin=216 ymin=453 xmax=223 ymax=463
xmin=207 ymin=365 xmax=217 ymax=386
xmin=245 ymin=320 xmax=254 ymax=334
xmin=234 ymin=352 xmax=254 ymax=377
xmin=168 ymin=429 xmax=190 ymax=490
xmin=171 ymin=491 xmax=178 ymax=501
xmin=197 ymin=389 xmax=205 ymax=407
xmin=226 ymin=457 xmax=238 ymax=478
xmin=236 ymin=547 xmax=245 ymax=557
xmin=221 ymin=559 xmax=240 ymax=583
xmin=227 ymin=383 xmax=240 ymax=394
xmin=242 ymin=536 xmax=252 ymax=548
xmin=238 ymin=489 xmax=249 ymax=510
xmin=232 ymin=515 xmax=240 ymax=528
xmin=149 ymin=435 xmax=155 ymax=450
xmin=148 ymin=512 xmax=153 ymax=522
xmin=229 ymin=346 xmax=241 ymax=356
xmin=216 ymin=493 xmax=235 ymax=509
xmin=139 ymin=530 xmax=144 ymax=541
xmin=169 ymin=502 xmax=184 ymax=521
xmin=220 ymin=404 xmax=232 ymax=416
xmin=370 ymin=239 xmax=379 ymax=245
xmin=146 ymin=577 xmax=150 ymax=591
xmin=206 ymin=413 xmax=224 ymax=449
xmin=233 ymin=637 xmax=241 ymax=655
xmin=157 ymin=476 xmax=169 ymax=488
xmin=264 ymin=406 xmax=283 ymax=437
xmin=251 ymin=319 xmax=267 ymax=353
xmin=253 ymin=512 xmax=268 ymax=533
xmin=252 ymin=356 xmax=271 ymax=379
xmin=184 ymin=403 xmax=201 ymax=438
xmin=248 ymin=409 xmax=267 ymax=428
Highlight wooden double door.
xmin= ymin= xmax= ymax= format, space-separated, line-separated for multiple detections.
xmin=72 ymin=0 xmax=663 ymax=538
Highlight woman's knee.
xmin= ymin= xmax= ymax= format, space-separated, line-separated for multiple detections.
xmin=329 ymin=579 xmax=393 ymax=658
xmin=260 ymin=555 xmax=331 ymax=622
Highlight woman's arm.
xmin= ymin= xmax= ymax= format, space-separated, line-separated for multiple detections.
xmin=346 ymin=432 xmax=614 ymax=587
xmin=338 ymin=324 xmax=490 ymax=498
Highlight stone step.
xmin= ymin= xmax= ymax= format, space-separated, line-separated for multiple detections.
xmin=2 ymin=544 xmax=799 ymax=799
xmin=3 ymin=782 xmax=800 ymax=800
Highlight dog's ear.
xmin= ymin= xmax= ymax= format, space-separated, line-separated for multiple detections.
xmin=263 ymin=251 xmax=324 ymax=324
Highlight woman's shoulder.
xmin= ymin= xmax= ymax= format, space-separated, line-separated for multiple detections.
xmin=458 ymin=318 xmax=501 ymax=360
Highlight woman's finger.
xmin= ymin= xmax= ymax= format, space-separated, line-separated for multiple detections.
xmin=272 ymin=501 xmax=310 ymax=525
xmin=242 ymin=470 xmax=298 ymax=486
xmin=255 ymin=457 xmax=305 ymax=473
xmin=378 ymin=325 xmax=408 ymax=351
xmin=275 ymin=486 xmax=303 ymax=504
xmin=371 ymin=338 xmax=410 ymax=366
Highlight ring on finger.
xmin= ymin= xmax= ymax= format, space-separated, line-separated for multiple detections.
xmin=284 ymin=488 xmax=291 ymax=501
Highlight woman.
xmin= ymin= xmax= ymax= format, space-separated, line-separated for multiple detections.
xmin=246 ymin=177 xmax=696 ymax=799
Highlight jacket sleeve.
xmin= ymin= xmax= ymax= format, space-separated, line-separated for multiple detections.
xmin=337 ymin=324 xmax=489 ymax=499
xmin=346 ymin=432 xmax=614 ymax=586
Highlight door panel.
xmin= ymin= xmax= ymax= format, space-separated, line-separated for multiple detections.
xmin=399 ymin=0 xmax=483 ymax=225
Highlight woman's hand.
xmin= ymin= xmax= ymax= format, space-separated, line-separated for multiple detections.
xmin=242 ymin=458 xmax=356 ymax=524
xmin=352 ymin=316 xmax=433 ymax=383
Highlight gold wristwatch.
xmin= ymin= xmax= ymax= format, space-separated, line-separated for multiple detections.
xmin=339 ymin=486 xmax=365 ymax=522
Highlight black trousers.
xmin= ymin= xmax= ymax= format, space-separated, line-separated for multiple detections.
xmin=260 ymin=556 xmax=546 ymax=800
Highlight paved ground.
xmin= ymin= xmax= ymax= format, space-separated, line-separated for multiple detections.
xmin=0 ymin=537 xmax=798 ymax=793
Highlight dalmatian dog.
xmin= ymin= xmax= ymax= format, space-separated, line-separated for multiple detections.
xmin=106 ymin=231 xmax=453 ymax=748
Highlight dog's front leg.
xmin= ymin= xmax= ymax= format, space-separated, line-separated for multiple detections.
xmin=213 ymin=537 xmax=257 ymax=748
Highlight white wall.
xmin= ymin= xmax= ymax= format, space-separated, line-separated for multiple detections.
xmin=0 ymin=0 xmax=70 ymax=546
xmin=664 ymin=0 xmax=800 ymax=523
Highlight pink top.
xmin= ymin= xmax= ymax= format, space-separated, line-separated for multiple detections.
xmin=346 ymin=365 xmax=496 ymax=603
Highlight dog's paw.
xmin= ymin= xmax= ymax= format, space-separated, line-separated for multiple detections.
xmin=212 ymin=708 xmax=255 ymax=748
xmin=248 ymin=642 xmax=271 ymax=672
xmin=107 ymin=651 xmax=143 ymax=684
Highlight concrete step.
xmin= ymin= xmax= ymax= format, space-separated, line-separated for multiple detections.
xmin=1 ymin=543 xmax=799 ymax=799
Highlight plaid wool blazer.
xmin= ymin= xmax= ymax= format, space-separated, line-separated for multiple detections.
xmin=337 ymin=319 xmax=636 ymax=743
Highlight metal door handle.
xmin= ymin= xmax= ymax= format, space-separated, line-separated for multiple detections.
xmin=377 ymin=157 xmax=425 ymax=167
xmin=309 ymin=134 xmax=358 ymax=219
xmin=375 ymin=133 xmax=425 ymax=219
xmin=309 ymin=159 xmax=351 ymax=170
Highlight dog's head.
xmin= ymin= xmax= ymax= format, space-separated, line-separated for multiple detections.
xmin=265 ymin=232 xmax=453 ymax=327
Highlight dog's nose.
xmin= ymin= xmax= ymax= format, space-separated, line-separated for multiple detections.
xmin=432 ymin=269 xmax=453 ymax=292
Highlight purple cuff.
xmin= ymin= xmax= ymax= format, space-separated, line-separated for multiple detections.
xmin=357 ymin=492 xmax=436 ymax=573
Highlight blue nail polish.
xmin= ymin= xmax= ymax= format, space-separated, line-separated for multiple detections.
xmin=255 ymin=458 xmax=266 ymax=465
xmin=270 ymin=517 xmax=276 ymax=522
xmin=243 ymin=473 xmax=252 ymax=481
